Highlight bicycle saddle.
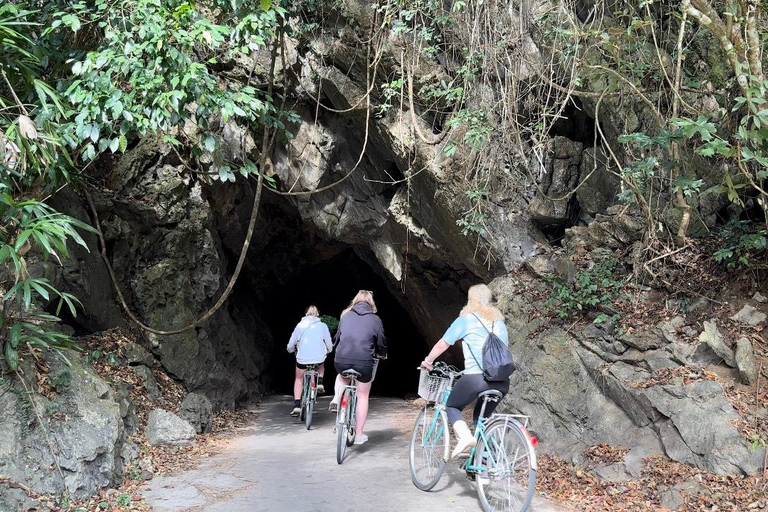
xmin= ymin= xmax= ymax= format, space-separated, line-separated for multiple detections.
xmin=341 ymin=369 xmax=362 ymax=378
xmin=477 ymin=389 xmax=503 ymax=401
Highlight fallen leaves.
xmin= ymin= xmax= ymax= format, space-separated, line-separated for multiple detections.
xmin=539 ymin=452 xmax=768 ymax=512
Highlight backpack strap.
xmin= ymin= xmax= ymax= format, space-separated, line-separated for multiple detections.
xmin=470 ymin=313 xmax=494 ymax=333
xmin=466 ymin=313 xmax=492 ymax=371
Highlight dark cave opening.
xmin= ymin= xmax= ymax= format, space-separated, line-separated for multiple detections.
xmin=258 ymin=247 xmax=427 ymax=399
xmin=549 ymin=98 xmax=595 ymax=145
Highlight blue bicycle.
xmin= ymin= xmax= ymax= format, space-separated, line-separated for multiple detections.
xmin=408 ymin=362 xmax=537 ymax=512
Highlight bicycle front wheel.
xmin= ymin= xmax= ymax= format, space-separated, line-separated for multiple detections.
xmin=475 ymin=419 xmax=536 ymax=512
xmin=409 ymin=406 xmax=449 ymax=491
xmin=304 ymin=393 xmax=314 ymax=430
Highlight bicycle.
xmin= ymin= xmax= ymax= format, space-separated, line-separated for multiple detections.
xmin=334 ymin=358 xmax=381 ymax=464
xmin=408 ymin=362 xmax=538 ymax=512
xmin=334 ymin=368 xmax=360 ymax=464
xmin=299 ymin=363 xmax=319 ymax=430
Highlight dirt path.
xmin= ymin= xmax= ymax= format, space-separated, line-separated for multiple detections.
xmin=141 ymin=396 xmax=569 ymax=511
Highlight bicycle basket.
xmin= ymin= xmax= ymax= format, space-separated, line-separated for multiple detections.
xmin=417 ymin=368 xmax=449 ymax=402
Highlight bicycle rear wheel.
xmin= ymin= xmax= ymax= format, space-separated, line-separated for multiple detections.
xmin=299 ymin=373 xmax=310 ymax=422
xmin=409 ymin=406 xmax=449 ymax=491
xmin=345 ymin=393 xmax=356 ymax=446
xmin=336 ymin=391 xmax=350 ymax=464
xmin=474 ymin=419 xmax=536 ymax=512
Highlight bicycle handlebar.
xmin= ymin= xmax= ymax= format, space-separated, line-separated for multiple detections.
xmin=417 ymin=361 xmax=462 ymax=378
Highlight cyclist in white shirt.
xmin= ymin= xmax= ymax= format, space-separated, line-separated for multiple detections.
xmin=287 ymin=306 xmax=333 ymax=416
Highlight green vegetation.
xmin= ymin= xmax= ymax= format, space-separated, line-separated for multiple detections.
xmin=546 ymin=259 xmax=624 ymax=321
xmin=0 ymin=0 xmax=294 ymax=370
xmin=321 ymin=315 xmax=339 ymax=333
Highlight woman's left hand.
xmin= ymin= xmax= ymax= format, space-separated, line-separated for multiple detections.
xmin=420 ymin=360 xmax=433 ymax=371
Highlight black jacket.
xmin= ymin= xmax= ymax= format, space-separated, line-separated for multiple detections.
xmin=334 ymin=303 xmax=387 ymax=365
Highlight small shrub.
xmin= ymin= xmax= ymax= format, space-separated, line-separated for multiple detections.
xmin=546 ymin=258 xmax=624 ymax=320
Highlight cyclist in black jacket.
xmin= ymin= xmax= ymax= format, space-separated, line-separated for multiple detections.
xmin=330 ymin=290 xmax=387 ymax=445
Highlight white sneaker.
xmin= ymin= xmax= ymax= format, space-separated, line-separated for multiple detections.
xmin=329 ymin=401 xmax=338 ymax=413
xmin=317 ymin=384 xmax=325 ymax=394
xmin=290 ymin=407 xmax=301 ymax=417
xmin=355 ymin=434 xmax=369 ymax=445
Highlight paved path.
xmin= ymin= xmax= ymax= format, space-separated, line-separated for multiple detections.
xmin=142 ymin=396 xmax=568 ymax=512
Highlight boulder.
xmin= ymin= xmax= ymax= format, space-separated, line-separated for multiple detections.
xmin=146 ymin=409 xmax=196 ymax=447
xmin=0 ymin=352 xmax=125 ymax=499
xmin=730 ymin=305 xmax=767 ymax=326
xmin=620 ymin=328 xmax=666 ymax=351
xmin=658 ymin=316 xmax=685 ymax=343
xmin=179 ymin=392 xmax=214 ymax=434
xmin=641 ymin=380 xmax=761 ymax=474
xmin=123 ymin=343 xmax=154 ymax=367
xmin=698 ymin=320 xmax=735 ymax=367
xmin=133 ymin=365 xmax=161 ymax=401
xmin=735 ymin=338 xmax=757 ymax=385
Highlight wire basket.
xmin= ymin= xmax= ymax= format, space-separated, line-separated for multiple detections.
xmin=417 ymin=368 xmax=449 ymax=403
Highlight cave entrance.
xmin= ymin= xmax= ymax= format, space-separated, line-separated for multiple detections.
xmin=259 ymin=247 xmax=425 ymax=398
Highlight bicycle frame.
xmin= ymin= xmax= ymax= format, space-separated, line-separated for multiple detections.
xmin=301 ymin=367 xmax=318 ymax=407
xmin=338 ymin=380 xmax=357 ymax=426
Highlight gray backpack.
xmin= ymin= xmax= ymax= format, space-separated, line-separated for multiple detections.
xmin=468 ymin=314 xmax=516 ymax=382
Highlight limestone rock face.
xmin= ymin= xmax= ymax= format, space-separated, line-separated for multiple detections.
xmin=0 ymin=353 xmax=125 ymax=499
xmin=528 ymin=137 xmax=583 ymax=230
xmin=146 ymin=409 xmax=196 ymax=447
xmin=492 ymin=273 xmax=764 ymax=476
xmin=89 ymin=139 xmax=271 ymax=409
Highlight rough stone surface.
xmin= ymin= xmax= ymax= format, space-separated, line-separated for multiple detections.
xmin=576 ymin=146 xmax=619 ymax=216
xmin=730 ymin=304 xmax=767 ymax=326
xmin=491 ymin=273 xmax=765 ymax=475
xmin=179 ymin=393 xmax=214 ymax=434
xmin=146 ymin=409 xmax=196 ymax=447
xmin=47 ymin=187 xmax=127 ymax=331
xmin=123 ymin=343 xmax=154 ymax=367
xmin=528 ymin=137 xmax=583 ymax=230
xmin=658 ymin=316 xmax=685 ymax=342
xmin=735 ymin=337 xmax=757 ymax=385
xmin=0 ymin=483 xmax=43 ymax=512
xmin=89 ymin=139 xmax=271 ymax=409
xmin=698 ymin=320 xmax=735 ymax=367
xmin=659 ymin=481 xmax=704 ymax=510
xmin=0 ymin=353 xmax=125 ymax=499
xmin=753 ymin=292 xmax=767 ymax=303
xmin=133 ymin=365 xmax=161 ymax=400
xmin=641 ymin=381 xmax=761 ymax=474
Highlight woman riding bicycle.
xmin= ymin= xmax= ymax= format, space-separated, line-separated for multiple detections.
xmin=287 ymin=305 xmax=333 ymax=417
xmin=421 ymin=284 xmax=509 ymax=459
xmin=330 ymin=290 xmax=387 ymax=445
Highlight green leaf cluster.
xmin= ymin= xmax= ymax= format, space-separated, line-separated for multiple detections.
xmin=546 ymin=258 xmax=624 ymax=320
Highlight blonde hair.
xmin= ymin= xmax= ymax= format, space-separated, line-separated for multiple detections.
xmin=460 ymin=284 xmax=504 ymax=322
xmin=341 ymin=290 xmax=377 ymax=317
xmin=305 ymin=305 xmax=320 ymax=317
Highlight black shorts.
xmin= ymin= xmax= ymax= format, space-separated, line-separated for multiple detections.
xmin=334 ymin=361 xmax=375 ymax=383
xmin=296 ymin=362 xmax=323 ymax=370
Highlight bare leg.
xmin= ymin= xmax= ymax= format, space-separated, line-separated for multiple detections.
xmin=354 ymin=380 xmax=372 ymax=436
xmin=332 ymin=374 xmax=348 ymax=404
xmin=293 ymin=367 xmax=305 ymax=401
xmin=318 ymin=363 xmax=325 ymax=378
